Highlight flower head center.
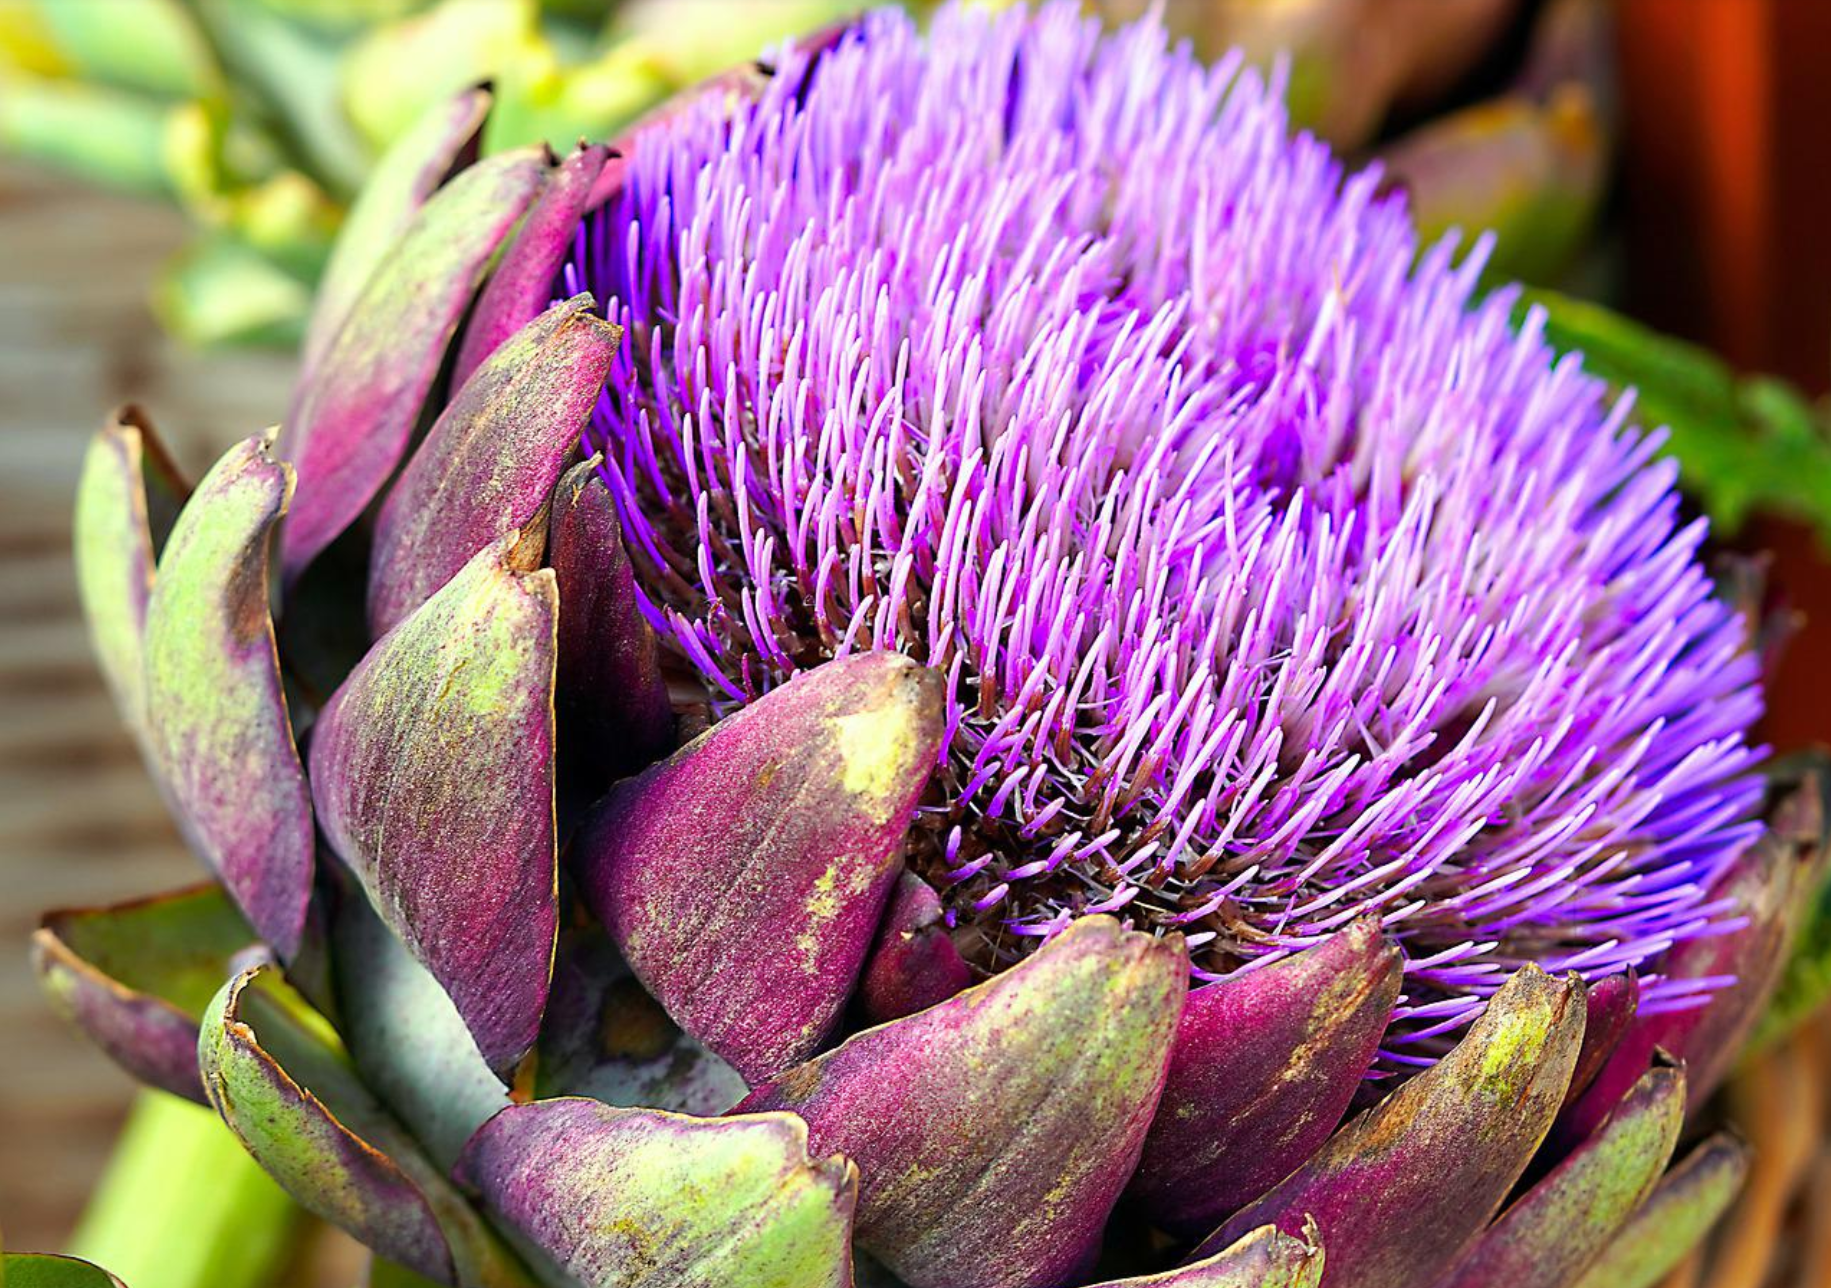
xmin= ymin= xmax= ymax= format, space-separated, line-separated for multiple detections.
xmin=558 ymin=2 xmax=1762 ymax=1050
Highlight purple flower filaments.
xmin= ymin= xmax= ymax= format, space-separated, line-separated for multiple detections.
xmin=558 ymin=1 xmax=1763 ymax=1056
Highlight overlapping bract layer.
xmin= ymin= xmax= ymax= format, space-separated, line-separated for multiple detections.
xmin=564 ymin=2 xmax=1763 ymax=1044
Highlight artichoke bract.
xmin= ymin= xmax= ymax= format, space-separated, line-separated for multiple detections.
xmin=41 ymin=5 xmax=1826 ymax=1288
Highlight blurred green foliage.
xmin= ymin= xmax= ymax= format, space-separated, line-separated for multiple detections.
xmin=0 ymin=0 xmax=858 ymax=346
xmin=1524 ymin=289 xmax=1831 ymax=548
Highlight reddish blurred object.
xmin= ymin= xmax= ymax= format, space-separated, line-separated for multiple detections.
xmin=1615 ymin=0 xmax=1831 ymax=396
xmin=1748 ymin=514 xmax=1830 ymax=755
xmin=1614 ymin=2 xmax=1831 ymax=757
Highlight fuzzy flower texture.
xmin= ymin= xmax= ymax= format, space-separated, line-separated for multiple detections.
xmin=562 ymin=3 xmax=1763 ymax=1048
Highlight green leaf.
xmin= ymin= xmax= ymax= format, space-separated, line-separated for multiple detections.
xmin=2 ymin=1254 xmax=127 ymax=1287
xmin=607 ymin=0 xmax=857 ymax=86
xmin=476 ymin=41 xmax=672 ymax=157
xmin=153 ymin=235 xmax=312 ymax=349
xmin=1520 ymin=290 xmax=1831 ymax=546
xmin=1569 ymin=1134 xmax=1749 ymax=1288
xmin=162 ymin=101 xmax=338 ymax=277
xmin=0 ymin=72 xmax=177 ymax=195
xmin=187 ymin=0 xmax=373 ymax=197
xmin=338 ymin=0 xmax=536 ymax=152
xmin=30 ymin=0 xmax=218 ymax=99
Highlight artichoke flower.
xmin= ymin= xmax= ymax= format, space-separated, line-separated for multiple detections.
xmin=37 ymin=5 xmax=1828 ymax=1288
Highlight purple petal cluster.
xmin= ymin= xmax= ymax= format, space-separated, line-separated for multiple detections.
xmin=558 ymin=1 xmax=1763 ymax=1051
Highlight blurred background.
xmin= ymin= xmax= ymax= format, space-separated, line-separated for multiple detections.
xmin=1 ymin=0 xmax=1829 ymax=1281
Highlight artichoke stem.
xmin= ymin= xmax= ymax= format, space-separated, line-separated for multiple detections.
xmin=68 ymin=1090 xmax=305 ymax=1288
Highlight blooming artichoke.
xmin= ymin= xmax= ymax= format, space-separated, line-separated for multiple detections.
xmin=38 ymin=5 xmax=1829 ymax=1288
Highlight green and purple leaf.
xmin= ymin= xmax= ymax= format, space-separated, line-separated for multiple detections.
xmin=366 ymin=293 xmax=620 ymax=636
xmin=1129 ymin=918 xmax=1401 ymax=1237
xmin=1194 ymin=965 xmax=1587 ymax=1288
xmin=452 ymin=144 xmax=612 ymax=388
xmin=573 ymin=652 xmax=944 ymax=1082
xmin=142 ymin=434 xmax=313 ymax=959
xmin=310 ymin=534 xmax=559 ymax=1075
xmin=739 ymin=916 xmax=1187 ymax=1288
xmin=455 ymin=1097 xmax=857 ymax=1288
xmin=1431 ymin=1062 xmax=1684 ymax=1288
xmin=301 ymin=88 xmax=491 ymax=383
xmin=32 ymin=885 xmax=260 ymax=1103
xmin=72 ymin=406 xmax=186 ymax=746
xmin=278 ymin=147 xmax=547 ymax=583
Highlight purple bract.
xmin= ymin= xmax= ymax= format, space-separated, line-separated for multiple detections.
xmin=558 ymin=2 xmax=1763 ymax=1053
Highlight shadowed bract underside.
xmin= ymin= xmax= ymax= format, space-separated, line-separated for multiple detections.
xmin=558 ymin=2 xmax=1763 ymax=1057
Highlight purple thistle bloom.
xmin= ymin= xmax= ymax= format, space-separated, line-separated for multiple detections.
xmin=558 ymin=1 xmax=1764 ymax=1050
